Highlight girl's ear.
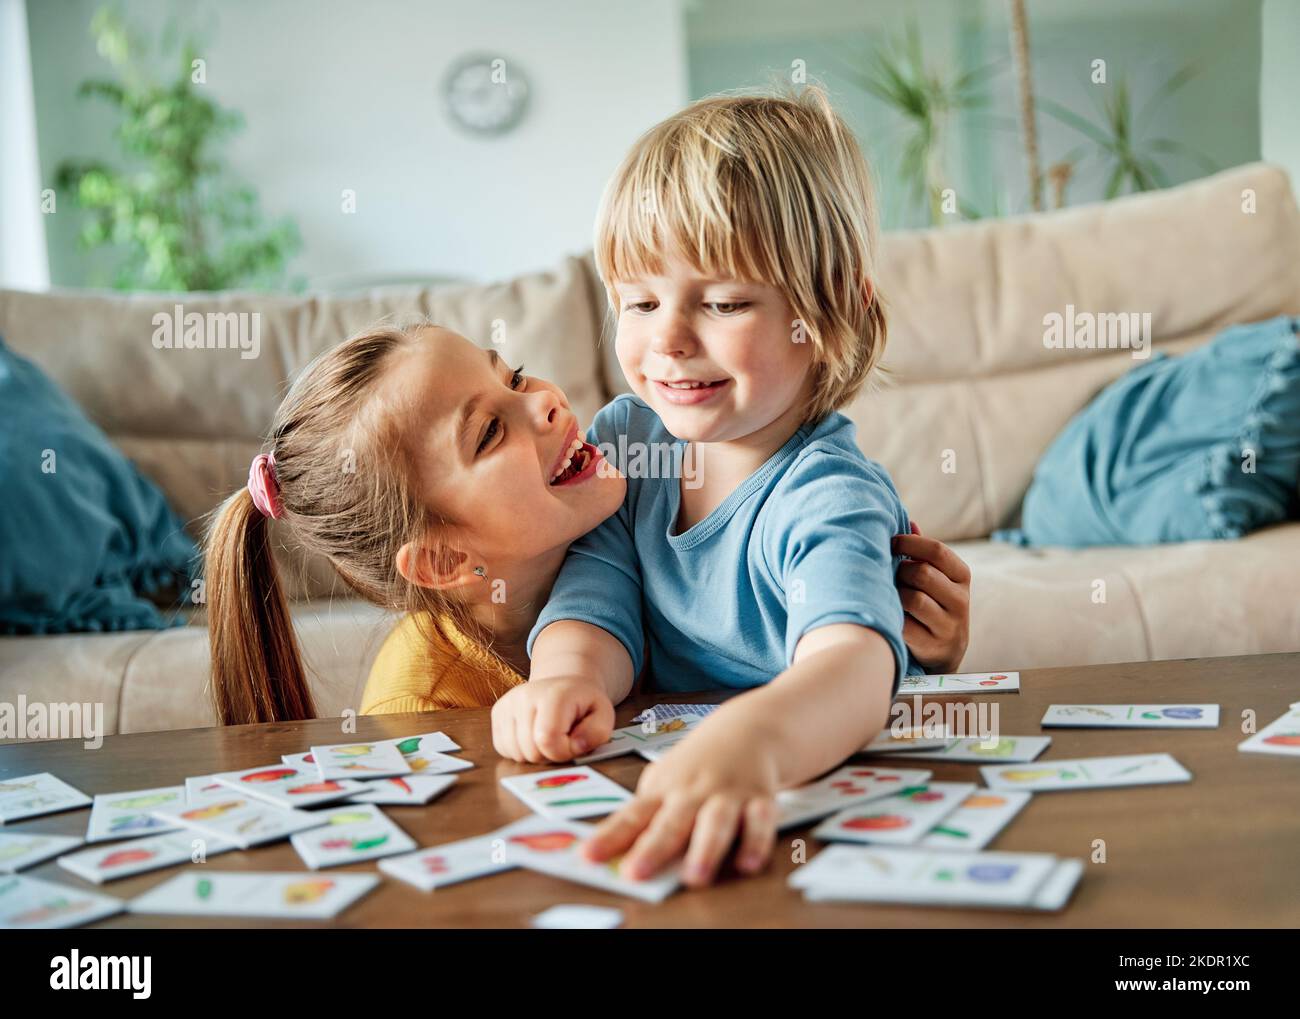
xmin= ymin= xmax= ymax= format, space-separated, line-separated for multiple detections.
xmin=395 ymin=540 xmax=477 ymax=592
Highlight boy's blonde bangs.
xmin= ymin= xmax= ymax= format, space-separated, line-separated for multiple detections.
xmin=594 ymin=88 xmax=888 ymax=423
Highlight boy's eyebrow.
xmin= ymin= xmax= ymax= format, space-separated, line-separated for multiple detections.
xmin=455 ymin=347 xmax=502 ymax=460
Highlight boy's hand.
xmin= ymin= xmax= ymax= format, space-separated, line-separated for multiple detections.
xmin=580 ymin=720 xmax=781 ymax=887
xmin=893 ymin=521 xmax=971 ymax=674
xmin=490 ymin=676 xmax=615 ymax=763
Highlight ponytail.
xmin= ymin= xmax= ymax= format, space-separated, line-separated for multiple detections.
xmin=205 ymin=488 xmax=315 ymax=724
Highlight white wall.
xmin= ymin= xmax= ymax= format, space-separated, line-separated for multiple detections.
xmin=0 ymin=0 xmax=49 ymax=289
xmin=28 ymin=0 xmax=688 ymax=288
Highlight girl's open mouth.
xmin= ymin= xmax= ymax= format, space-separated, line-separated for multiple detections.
xmin=549 ymin=440 xmax=601 ymax=486
xmin=653 ymin=378 xmax=730 ymax=405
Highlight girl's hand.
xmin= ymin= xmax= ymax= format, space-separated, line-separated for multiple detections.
xmin=490 ymin=675 xmax=615 ymax=763
xmin=893 ymin=521 xmax=971 ymax=674
xmin=580 ymin=722 xmax=782 ymax=887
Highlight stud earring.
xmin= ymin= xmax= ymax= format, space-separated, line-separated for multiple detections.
xmin=473 ymin=566 xmax=487 ymax=578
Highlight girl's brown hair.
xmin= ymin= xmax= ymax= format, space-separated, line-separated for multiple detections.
xmin=205 ymin=324 xmax=502 ymax=725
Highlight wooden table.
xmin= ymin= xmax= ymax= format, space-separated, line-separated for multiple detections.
xmin=3 ymin=653 xmax=1298 ymax=928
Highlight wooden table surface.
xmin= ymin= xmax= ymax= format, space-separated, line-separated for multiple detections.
xmin=3 ymin=653 xmax=1298 ymax=928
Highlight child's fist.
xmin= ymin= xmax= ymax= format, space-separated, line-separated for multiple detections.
xmin=490 ymin=675 xmax=615 ymax=764
xmin=893 ymin=521 xmax=971 ymax=674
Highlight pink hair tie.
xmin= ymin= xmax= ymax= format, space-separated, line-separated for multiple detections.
xmin=247 ymin=452 xmax=285 ymax=519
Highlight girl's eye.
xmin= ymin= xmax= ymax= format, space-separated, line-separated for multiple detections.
xmin=510 ymin=364 xmax=526 ymax=389
xmin=476 ymin=419 xmax=498 ymax=456
xmin=708 ymin=301 xmax=748 ymax=315
xmin=476 ymin=365 xmax=526 ymax=456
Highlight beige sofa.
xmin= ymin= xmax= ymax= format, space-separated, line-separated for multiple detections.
xmin=3 ymin=163 xmax=1298 ymax=737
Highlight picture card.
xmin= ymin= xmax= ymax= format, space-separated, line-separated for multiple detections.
xmin=185 ymin=774 xmax=234 ymax=803
xmin=1041 ymin=704 xmax=1220 ymax=729
xmin=791 ymin=845 xmax=1076 ymax=911
xmin=0 ymin=773 xmax=91 ymax=824
xmin=920 ymin=789 xmax=1033 ymax=851
xmin=0 ymin=832 xmax=84 ymax=873
xmin=505 ymin=818 xmax=683 ymax=904
xmin=58 ymin=830 xmax=235 ymax=884
xmin=775 ymin=765 xmax=933 ymax=831
xmin=0 ymin=873 xmax=123 ymax=929
xmin=310 ymin=740 xmax=412 ymax=780
xmin=500 ymin=766 xmax=632 ymax=820
xmin=378 ymin=816 xmax=549 ymax=891
xmin=861 ymin=726 xmax=954 ymax=754
xmin=213 ymin=763 xmax=365 ymax=809
xmin=85 ymin=785 xmax=185 ymax=843
xmin=812 ymin=781 xmax=976 ymax=845
xmin=576 ymin=714 xmax=707 ymax=764
xmin=631 ymin=703 xmax=720 ymax=725
xmin=895 ymin=672 xmax=1020 ymax=696
xmin=347 ymin=774 xmax=457 ymax=805
xmin=1238 ymin=702 xmax=1300 ymax=757
xmin=128 ymin=871 xmax=380 ymax=920
xmin=383 ymin=732 xmax=468 ymax=772
xmin=872 ymin=735 xmax=1052 ymax=764
xmin=981 ymin=753 xmax=1192 ymax=792
xmin=290 ymin=804 xmax=417 ymax=869
xmin=151 ymin=796 xmax=327 ymax=849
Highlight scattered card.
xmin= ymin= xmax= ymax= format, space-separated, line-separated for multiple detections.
xmin=289 ymin=804 xmax=417 ymax=870
xmin=184 ymin=774 xmax=233 ymax=803
xmin=813 ymin=781 xmax=975 ymax=845
xmin=0 ymin=832 xmax=84 ymax=873
xmin=920 ymin=789 xmax=1033 ymax=851
xmin=981 ymin=753 xmax=1192 ymax=791
xmin=500 ymin=766 xmax=632 ymax=820
xmin=0 ymin=773 xmax=91 ymax=823
xmin=872 ymin=735 xmax=1052 ymax=764
xmin=348 ymin=774 xmax=457 ymax=805
xmin=151 ymin=796 xmax=327 ymax=849
xmin=310 ymin=740 xmax=412 ymax=780
xmin=861 ymin=726 xmax=954 ymax=753
xmin=576 ymin=714 xmax=707 ymax=764
xmin=506 ymin=818 xmax=682 ymax=903
xmin=378 ymin=816 xmax=547 ymax=891
xmin=213 ymin=763 xmax=365 ymax=809
xmin=895 ymin=672 xmax=1020 ymax=695
xmin=58 ymin=830 xmax=235 ymax=884
xmin=1041 ymin=704 xmax=1220 ymax=729
xmin=0 ymin=873 xmax=123 ymax=929
xmin=631 ymin=703 xmax=720 ymax=725
xmin=128 ymin=871 xmax=379 ymax=920
xmin=775 ymin=765 xmax=933 ymax=830
xmin=791 ymin=845 xmax=1078 ymax=911
xmin=1238 ymin=702 xmax=1300 ymax=757
xmin=531 ymin=904 xmax=624 ymax=929
xmin=85 ymin=785 xmax=185 ymax=843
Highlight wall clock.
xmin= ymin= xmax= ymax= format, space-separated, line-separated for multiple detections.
xmin=443 ymin=53 xmax=531 ymax=136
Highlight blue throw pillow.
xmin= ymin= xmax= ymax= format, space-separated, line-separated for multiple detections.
xmin=995 ymin=316 xmax=1300 ymax=548
xmin=0 ymin=335 xmax=198 ymax=633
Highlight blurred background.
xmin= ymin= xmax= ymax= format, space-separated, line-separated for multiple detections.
xmin=2 ymin=0 xmax=1296 ymax=293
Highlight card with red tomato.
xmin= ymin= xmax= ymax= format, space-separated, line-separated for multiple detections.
xmin=500 ymin=766 xmax=632 ymax=820
xmin=812 ymin=781 xmax=976 ymax=845
xmin=507 ymin=818 xmax=683 ymax=903
xmin=1238 ymin=701 xmax=1300 ymax=756
xmin=58 ymin=830 xmax=236 ymax=884
xmin=212 ymin=763 xmax=366 ymax=809
xmin=896 ymin=671 xmax=1020 ymax=695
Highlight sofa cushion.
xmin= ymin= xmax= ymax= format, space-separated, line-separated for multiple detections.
xmin=998 ymin=315 xmax=1300 ymax=547
xmin=954 ymin=522 xmax=1300 ymax=672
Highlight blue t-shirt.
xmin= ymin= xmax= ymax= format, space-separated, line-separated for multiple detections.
xmin=528 ymin=395 xmax=921 ymax=694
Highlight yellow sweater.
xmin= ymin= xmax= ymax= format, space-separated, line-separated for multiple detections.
xmin=360 ymin=612 xmax=525 ymax=714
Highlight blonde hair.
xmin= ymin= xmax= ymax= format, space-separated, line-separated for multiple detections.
xmin=204 ymin=324 xmax=515 ymax=724
xmin=594 ymin=86 xmax=888 ymax=423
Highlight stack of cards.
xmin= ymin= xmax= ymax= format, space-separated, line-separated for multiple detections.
xmin=1238 ymin=702 xmax=1300 ymax=756
xmin=501 ymin=766 xmax=632 ymax=820
xmin=790 ymin=845 xmax=1083 ymax=911
xmin=1041 ymin=704 xmax=1220 ymax=728
xmin=980 ymin=753 xmax=1192 ymax=791
xmin=128 ymin=871 xmax=380 ymax=920
xmin=813 ymin=782 xmax=976 ymax=845
xmin=0 ymin=773 xmax=91 ymax=823
xmin=896 ymin=672 xmax=1020 ymax=695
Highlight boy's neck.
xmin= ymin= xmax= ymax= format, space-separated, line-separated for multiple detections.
xmin=676 ymin=398 xmax=811 ymax=533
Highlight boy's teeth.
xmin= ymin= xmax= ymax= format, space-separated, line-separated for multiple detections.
xmin=665 ymin=381 xmax=711 ymax=389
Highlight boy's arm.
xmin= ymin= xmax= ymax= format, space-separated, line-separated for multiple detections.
xmin=529 ymin=620 xmax=635 ymax=714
